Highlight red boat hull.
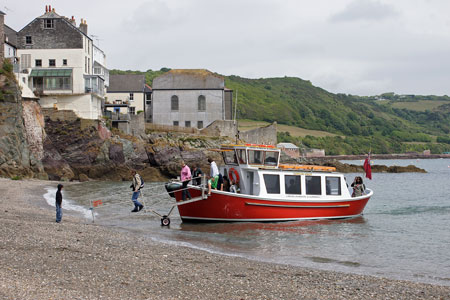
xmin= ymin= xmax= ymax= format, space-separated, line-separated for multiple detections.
xmin=174 ymin=187 xmax=371 ymax=222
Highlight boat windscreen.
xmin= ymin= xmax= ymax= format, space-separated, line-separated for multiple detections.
xmin=223 ymin=150 xmax=238 ymax=165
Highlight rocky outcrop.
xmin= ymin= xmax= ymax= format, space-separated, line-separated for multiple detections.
xmin=0 ymin=63 xmax=46 ymax=179
xmin=42 ymin=117 xmax=231 ymax=182
xmin=302 ymin=159 xmax=427 ymax=174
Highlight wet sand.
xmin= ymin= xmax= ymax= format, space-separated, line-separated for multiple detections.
xmin=1 ymin=178 xmax=449 ymax=300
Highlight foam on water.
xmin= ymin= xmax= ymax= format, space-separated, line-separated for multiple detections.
xmin=44 ymin=187 xmax=95 ymax=219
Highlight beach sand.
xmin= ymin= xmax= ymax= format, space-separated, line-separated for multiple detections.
xmin=0 ymin=178 xmax=449 ymax=300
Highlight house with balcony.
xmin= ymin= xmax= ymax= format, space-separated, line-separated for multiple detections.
xmin=151 ymin=69 xmax=233 ymax=129
xmin=16 ymin=6 xmax=107 ymax=120
xmin=106 ymin=74 xmax=150 ymax=117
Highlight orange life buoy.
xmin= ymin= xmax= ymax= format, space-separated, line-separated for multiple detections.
xmin=228 ymin=168 xmax=240 ymax=184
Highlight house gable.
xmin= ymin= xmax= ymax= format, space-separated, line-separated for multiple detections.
xmin=18 ymin=15 xmax=84 ymax=49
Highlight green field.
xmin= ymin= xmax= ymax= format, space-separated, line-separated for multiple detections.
xmin=238 ymin=119 xmax=337 ymax=137
xmin=391 ymin=100 xmax=449 ymax=111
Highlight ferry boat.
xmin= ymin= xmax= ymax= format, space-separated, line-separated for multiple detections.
xmin=165 ymin=144 xmax=373 ymax=223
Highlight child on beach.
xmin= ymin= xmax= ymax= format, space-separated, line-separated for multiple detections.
xmin=55 ymin=184 xmax=63 ymax=223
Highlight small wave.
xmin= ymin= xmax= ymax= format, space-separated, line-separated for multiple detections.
xmin=379 ymin=205 xmax=450 ymax=216
xmin=44 ymin=187 xmax=96 ymax=219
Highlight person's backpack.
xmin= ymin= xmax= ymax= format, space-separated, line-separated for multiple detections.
xmin=138 ymin=174 xmax=144 ymax=190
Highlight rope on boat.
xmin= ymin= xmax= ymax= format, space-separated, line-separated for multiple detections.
xmin=89 ymin=175 xmax=208 ymax=224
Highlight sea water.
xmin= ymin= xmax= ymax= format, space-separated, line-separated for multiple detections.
xmin=43 ymin=158 xmax=450 ymax=286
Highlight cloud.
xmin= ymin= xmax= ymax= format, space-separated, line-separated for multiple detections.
xmin=330 ymin=0 xmax=398 ymax=23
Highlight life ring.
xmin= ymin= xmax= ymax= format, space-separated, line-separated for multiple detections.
xmin=228 ymin=168 xmax=240 ymax=184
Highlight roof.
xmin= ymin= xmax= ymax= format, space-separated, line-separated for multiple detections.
xmin=30 ymin=69 xmax=72 ymax=77
xmin=107 ymin=74 xmax=146 ymax=93
xmin=277 ymin=143 xmax=299 ymax=149
xmin=4 ymin=24 xmax=18 ymax=47
xmin=153 ymin=69 xmax=225 ymax=90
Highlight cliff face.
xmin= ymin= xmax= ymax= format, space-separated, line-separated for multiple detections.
xmin=42 ymin=118 xmax=230 ymax=182
xmin=0 ymin=66 xmax=46 ymax=178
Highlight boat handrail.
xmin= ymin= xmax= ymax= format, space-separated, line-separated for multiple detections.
xmin=278 ymin=164 xmax=336 ymax=172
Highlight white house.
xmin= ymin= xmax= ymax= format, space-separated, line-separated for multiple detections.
xmin=151 ymin=69 xmax=233 ymax=128
xmin=106 ymin=74 xmax=150 ymax=116
xmin=16 ymin=6 xmax=107 ymax=120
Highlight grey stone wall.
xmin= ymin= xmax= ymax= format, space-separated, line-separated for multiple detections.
xmin=18 ymin=18 xmax=83 ymax=49
xmin=130 ymin=113 xmax=145 ymax=137
xmin=201 ymin=120 xmax=238 ymax=138
xmin=0 ymin=14 xmax=4 ymax=58
xmin=240 ymin=122 xmax=277 ymax=146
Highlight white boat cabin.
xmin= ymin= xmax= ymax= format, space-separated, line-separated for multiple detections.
xmin=218 ymin=144 xmax=352 ymax=200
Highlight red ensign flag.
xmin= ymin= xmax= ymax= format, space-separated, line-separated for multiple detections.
xmin=363 ymin=153 xmax=372 ymax=180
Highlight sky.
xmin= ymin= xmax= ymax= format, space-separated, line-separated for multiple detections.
xmin=4 ymin=0 xmax=450 ymax=96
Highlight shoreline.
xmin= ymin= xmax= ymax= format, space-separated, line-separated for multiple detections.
xmin=2 ymin=178 xmax=450 ymax=299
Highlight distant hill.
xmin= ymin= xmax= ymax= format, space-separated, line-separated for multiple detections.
xmin=109 ymin=68 xmax=450 ymax=155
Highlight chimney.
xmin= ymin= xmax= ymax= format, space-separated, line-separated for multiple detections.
xmin=79 ymin=18 xmax=88 ymax=35
xmin=49 ymin=5 xmax=52 ymax=12
xmin=70 ymin=16 xmax=76 ymax=26
xmin=45 ymin=5 xmax=48 ymax=13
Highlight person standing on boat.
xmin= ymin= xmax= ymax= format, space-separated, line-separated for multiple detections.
xmin=55 ymin=184 xmax=63 ymax=223
xmin=130 ymin=170 xmax=144 ymax=212
xmin=351 ymin=176 xmax=366 ymax=197
xmin=192 ymin=165 xmax=203 ymax=186
xmin=208 ymin=157 xmax=223 ymax=191
xmin=229 ymin=179 xmax=237 ymax=193
xmin=208 ymin=158 xmax=219 ymax=177
xmin=181 ymin=161 xmax=192 ymax=201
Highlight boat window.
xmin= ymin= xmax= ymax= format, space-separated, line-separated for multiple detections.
xmin=264 ymin=151 xmax=279 ymax=166
xmin=236 ymin=149 xmax=247 ymax=164
xmin=222 ymin=150 xmax=238 ymax=165
xmin=306 ymin=176 xmax=321 ymax=195
xmin=326 ymin=177 xmax=341 ymax=195
xmin=263 ymin=174 xmax=280 ymax=194
xmin=248 ymin=150 xmax=264 ymax=164
xmin=285 ymin=175 xmax=301 ymax=194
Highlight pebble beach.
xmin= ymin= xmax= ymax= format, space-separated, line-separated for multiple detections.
xmin=1 ymin=178 xmax=449 ymax=300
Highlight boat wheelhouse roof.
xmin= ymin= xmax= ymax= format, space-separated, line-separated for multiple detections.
xmin=218 ymin=144 xmax=336 ymax=172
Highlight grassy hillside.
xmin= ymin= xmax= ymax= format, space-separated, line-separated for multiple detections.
xmin=109 ymin=68 xmax=450 ymax=155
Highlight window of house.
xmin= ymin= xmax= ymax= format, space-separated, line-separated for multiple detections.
xmin=197 ymin=121 xmax=203 ymax=129
xmin=62 ymin=59 xmax=67 ymax=66
xmin=44 ymin=19 xmax=54 ymax=29
xmin=171 ymin=95 xmax=179 ymax=111
xmin=173 ymin=121 xmax=179 ymax=126
xmin=306 ymin=176 xmax=322 ymax=195
xmin=43 ymin=77 xmax=71 ymax=90
xmin=129 ymin=93 xmax=134 ymax=101
xmin=49 ymin=59 xmax=56 ymax=67
xmin=35 ymin=59 xmax=42 ymax=67
xmin=264 ymin=174 xmax=280 ymax=194
xmin=326 ymin=177 xmax=341 ymax=196
xmin=198 ymin=95 xmax=206 ymax=111
xmin=129 ymin=107 xmax=136 ymax=115
xmin=285 ymin=175 xmax=301 ymax=195
xmin=185 ymin=121 xmax=191 ymax=128
xmin=25 ymin=36 xmax=32 ymax=44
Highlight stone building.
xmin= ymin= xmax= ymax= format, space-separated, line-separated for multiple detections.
xmin=4 ymin=24 xmax=18 ymax=63
xmin=16 ymin=5 xmax=108 ymax=120
xmin=277 ymin=142 xmax=300 ymax=158
xmin=0 ymin=10 xmax=4 ymax=58
xmin=151 ymin=69 xmax=233 ymax=129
